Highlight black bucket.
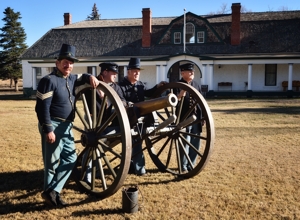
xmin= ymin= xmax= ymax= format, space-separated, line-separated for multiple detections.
xmin=122 ymin=186 xmax=139 ymax=213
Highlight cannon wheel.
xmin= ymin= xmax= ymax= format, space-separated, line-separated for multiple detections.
xmin=145 ymin=82 xmax=215 ymax=178
xmin=72 ymin=82 xmax=132 ymax=199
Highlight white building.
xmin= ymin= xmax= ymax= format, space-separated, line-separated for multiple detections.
xmin=21 ymin=3 xmax=300 ymax=98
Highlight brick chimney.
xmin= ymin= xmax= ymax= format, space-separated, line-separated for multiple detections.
xmin=64 ymin=13 xmax=72 ymax=25
xmin=142 ymin=8 xmax=152 ymax=48
xmin=231 ymin=3 xmax=241 ymax=45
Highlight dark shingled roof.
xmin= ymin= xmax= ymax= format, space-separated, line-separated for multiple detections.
xmin=21 ymin=10 xmax=300 ymax=60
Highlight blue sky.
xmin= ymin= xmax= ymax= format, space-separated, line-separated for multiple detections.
xmin=0 ymin=0 xmax=299 ymax=47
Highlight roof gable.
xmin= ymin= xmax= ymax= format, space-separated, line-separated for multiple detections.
xmin=158 ymin=12 xmax=224 ymax=45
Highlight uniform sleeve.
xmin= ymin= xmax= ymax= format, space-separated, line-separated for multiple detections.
xmin=196 ymin=83 xmax=202 ymax=94
xmin=144 ymin=84 xmax=158 ymax=98
xmin=75 ymin=73 xmax=92 ymax=86
xmin=35 ymin=76 xmax=54 ymax=133
xmin=114 ymin=84 xmax=128 ymax=107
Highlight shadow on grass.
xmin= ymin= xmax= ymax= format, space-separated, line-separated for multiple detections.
xmin=0 ymin=93 xmax=28 ymax=100
xmin=0 ymin=170 xmax=120 ymax=215
xmin=0 ymin=168 xmax=183 ymax=216
xmin=0 ymin=170 xmax=43 ymax=193
xmin=0 ymin=170 xmax=45 ymax=214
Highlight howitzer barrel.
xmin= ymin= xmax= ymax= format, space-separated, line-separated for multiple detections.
xmin=133 ymin=93 xmax=178 ymax=116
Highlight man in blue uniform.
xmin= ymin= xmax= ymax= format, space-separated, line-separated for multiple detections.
xmin=83 ymin=62 xmax=127 ymax=183
xmin=35 ymin=44 xmax=99 ymax=207
xmin=85 ymin=62 xmax=127 ymax=112
xmin=118 ymin=58 xmax=166 ymax=176
xmin=177 ymin=62 xmax=203 ymax=172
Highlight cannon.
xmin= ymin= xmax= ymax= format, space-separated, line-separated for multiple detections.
xmin=72 ymin=81 xmax=215 ymax=199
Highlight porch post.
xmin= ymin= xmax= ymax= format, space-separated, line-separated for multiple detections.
xmin=92 ymin=66 xmax=97 ymax=77
xmin=202 ymin=64 xmax=207 ymax=85
xmin=208 ymin=64 xmax=214 ymax=91
xmin=156 ymin=65 xmax=160 ymax=84
xmin=124 ymin=66 xmax=127 ymax=77
xmin=32 ymin=68 xmax=37 ymax=90
xmin=162 ymin=65 xmax=167 ymax=82
xmin=247 ymin=64 xmax=252 ymax=91
xmin=288 ymin=63 xmax=293 ymax=91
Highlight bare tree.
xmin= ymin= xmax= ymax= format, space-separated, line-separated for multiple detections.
xmin=218 ymin=3 xmax=230 ymax=14
xmin=208 ymin=3 xmax=229 ymax=15
xmin=241 ymin=6 xmax=252 ymax=13
xmin=208 ymin=3 xmax=251 ymax=15
xmin=278 ymin=6 xmax=289 ymax=11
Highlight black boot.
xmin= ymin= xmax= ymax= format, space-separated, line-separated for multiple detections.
xmin=41 ymin=189 xmax=57 ymax=206
xmin=56 ymin=192 xmax=68 ymax=207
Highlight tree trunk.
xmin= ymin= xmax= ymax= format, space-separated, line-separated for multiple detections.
xmin=14 ymin=79 xmax=19 ymax=92
xmin=10 ymin=78 xmax=13 ymax=88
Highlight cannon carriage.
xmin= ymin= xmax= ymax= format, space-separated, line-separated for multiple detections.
xmin=72 ymin=81 xmax=215 ymax=199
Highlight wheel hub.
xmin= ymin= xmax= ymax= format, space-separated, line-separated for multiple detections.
xmin=81 ymin=131 xmax=98 ymax=147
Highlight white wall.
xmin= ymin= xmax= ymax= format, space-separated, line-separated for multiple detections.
xmin=22 ymin=59 xmax=300 ymax=92
xmin=214 ymin=64 xmax=248 ymax=91
xmin=137 ymin=65 xmax=157 ymax=88
xmin=22 ymin=60 xmax=33 ymax=88
xmin=213 ymin=63 xmax=300 ymax=91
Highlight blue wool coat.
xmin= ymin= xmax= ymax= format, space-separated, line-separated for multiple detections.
xmin=35 ymin=69 xmax=91 ymax=133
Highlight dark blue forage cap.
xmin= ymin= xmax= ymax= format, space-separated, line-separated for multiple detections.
xmin=99 ymin=62 xmax=119 ymax=73
xmin=179 ymin=63 xmax=194 ymax=71
xmin=127 ymin=58 xmax=142 ymax=70
xmin=57 ymin=43 xmax=78 ymax=62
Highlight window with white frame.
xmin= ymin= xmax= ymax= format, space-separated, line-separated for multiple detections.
xmin=197 ymin=31 xmax=205 ymax=43
xmin=185 ymin=23 xmax=195 ymax=43
xmin=174 ymin=32 xmax=181 ymax=44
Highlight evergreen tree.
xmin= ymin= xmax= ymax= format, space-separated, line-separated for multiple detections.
xmin=0 ymin=7 xmax=27 ymax=92
xmin=87 ymin=3 xmax=101 ymax=20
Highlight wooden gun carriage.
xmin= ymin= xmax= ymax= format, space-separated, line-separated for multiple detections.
xmin=72 ymin=82 xmax=215 ymax=199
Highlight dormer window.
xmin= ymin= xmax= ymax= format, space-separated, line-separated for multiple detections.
xmin=185 ymin=23 xmax=195 ymax=43
xmin=197 ymin=31 xmax=205 ymax=43
xmin=172 ymin=23 xmax=206 ymax=44
xmin=174 ymin=32 xmax=181 ymax=44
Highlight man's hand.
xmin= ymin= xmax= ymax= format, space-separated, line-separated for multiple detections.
xmin=177 ymin=90 xmax=186 ymax=100
xmin=47 ymin=131 xmax=56 ymax=144
xmin=97 ymin=89 xmax=105 ymax=98
xmin=90 ymin=75 xmax=100 ymax=89
xmin=157 ymin=81 xmax=167 ymax=88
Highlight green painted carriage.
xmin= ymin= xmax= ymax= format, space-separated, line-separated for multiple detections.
xmin=72 ymin=82 xmax=215 ymax=199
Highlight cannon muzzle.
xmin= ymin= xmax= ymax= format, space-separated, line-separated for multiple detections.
xmin=133 ymin=93 xmax=178 ymax=116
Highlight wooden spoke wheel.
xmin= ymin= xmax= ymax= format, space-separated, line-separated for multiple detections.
xmin=145 ymin=82 xmax=215 ymax=178
xmin=72 ymin=82 xmax=132 ymax=199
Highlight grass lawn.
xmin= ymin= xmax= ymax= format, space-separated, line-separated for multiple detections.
xmin=0 ymin=96 xmax=299 ymax=219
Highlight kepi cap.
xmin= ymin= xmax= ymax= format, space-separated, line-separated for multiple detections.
xmin=179 ymin=63 xmax=194 ymax=71
xmin=99 ymin=62 xmax=119 ymax=74
xmin=57 ymin=43 xmax=79 ymax=62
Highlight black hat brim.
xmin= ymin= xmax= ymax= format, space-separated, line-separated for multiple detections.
xmin=57 ymin=55 xmax=79 ymax=62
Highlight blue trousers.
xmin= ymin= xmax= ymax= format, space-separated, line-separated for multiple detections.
xmin=181 ymin=123 xmax=201 ymax=171
xmin=131 ymin=140 xmax=146 ymax=175
xmin=38 ymin=119 xmax=77 ymax=193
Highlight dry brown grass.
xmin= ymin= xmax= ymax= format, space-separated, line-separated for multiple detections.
xmin=0 ymin=97 xmax=299 ymax=219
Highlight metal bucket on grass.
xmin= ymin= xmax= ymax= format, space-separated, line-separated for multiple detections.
xmin=122 ymin=185 xmax=139 ymax=213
